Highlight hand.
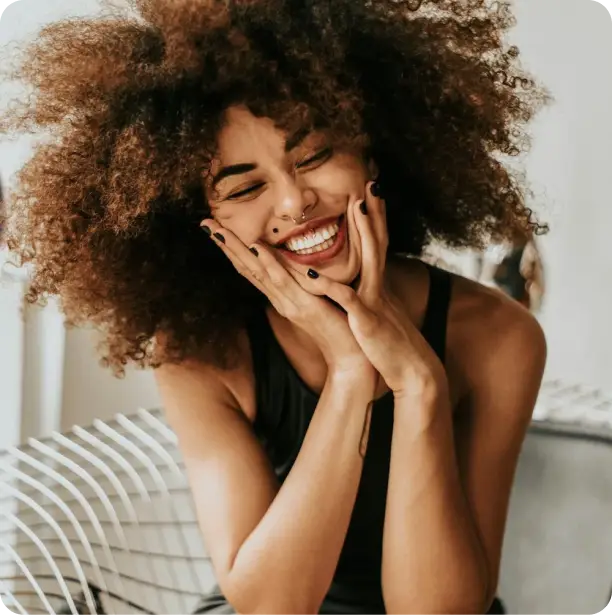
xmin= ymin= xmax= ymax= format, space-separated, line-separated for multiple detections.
xmin=322 ymin=182 xmax=447 ymax=398
xmin=199 ymin=215 xmax=378 ymax=389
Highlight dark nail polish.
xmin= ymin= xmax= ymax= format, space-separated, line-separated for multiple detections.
xmin=370 ymin=182 xmax=381 ymax=198
xmin=213 ymin=232 xmax=225 ymax=244
xmin=359 ymin=200 xmax=368 ymax=215
xmin=307 ymin=269 xmax=319 ymax=279
xmin=249 ymin=247 xmax=259 ymax=257
xmin=201 ymin=225 xmax=212 ymax=237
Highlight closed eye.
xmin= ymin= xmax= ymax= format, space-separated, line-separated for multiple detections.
xmin=226 ymin=182 xmax=265 ymax=200
xmin=296 ymin=147 xmax=333 ymax=169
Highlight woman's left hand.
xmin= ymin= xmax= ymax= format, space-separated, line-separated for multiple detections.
xmin=324 ymin=182 xmax=446 ymax=399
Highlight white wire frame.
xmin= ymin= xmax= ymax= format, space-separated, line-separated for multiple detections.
xmin=0 ymin=408 xmax=214 ymax=615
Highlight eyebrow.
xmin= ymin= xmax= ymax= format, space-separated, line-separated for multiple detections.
xmin=211 ymin=163 xmax=257 ymax=190
xmin=211 ymin=129 xmax=312 ymax=190
xmin=284 ymin=127 xmax=311 ymax=152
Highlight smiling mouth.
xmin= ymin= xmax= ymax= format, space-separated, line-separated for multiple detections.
xmin=274 ymin=214 xmax=347 ymax=266
xmin=277 ymin=214 xmax=344 ymax=256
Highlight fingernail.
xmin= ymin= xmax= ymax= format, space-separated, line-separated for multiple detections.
xmin=307 ymin=269 xmax=319 ymax=279
xmin=249 ymin=246 xmax=259 ymax=257
xmin=213 ymin=232 xmax=225 ymax=244
xmin=370 ymin=182 xmax=381 ymax=198
xmin=201 ymin=225 xmax=212 ymax=237
xmin=359 ymin=200 xmax=368 ymax=215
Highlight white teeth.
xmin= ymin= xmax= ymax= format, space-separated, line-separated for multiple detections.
xmin=285 ymin=221 xmax=339 ymax=253
xmin=291 ymin=238 xmax=335 ymax=255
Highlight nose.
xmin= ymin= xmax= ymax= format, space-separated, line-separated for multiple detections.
xmin=273 ymin=173 xmax=317 ymax=221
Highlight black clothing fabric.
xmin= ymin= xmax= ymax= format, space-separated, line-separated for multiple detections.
xmin=194 ymin=263 xmax=505 ymax=614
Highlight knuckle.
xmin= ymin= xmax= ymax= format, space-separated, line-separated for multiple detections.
xmin=234 ymin=265 xmax=248 ymax=278
xmin=269 ymin=271 xmax=288 ymax=287
xmin=341 ymin=286 xmax=358 ymax=305
xmin=284 ymin=305 xmax=300 ymax=321
xmin=248 ymin=265 xmax=264 ymax=278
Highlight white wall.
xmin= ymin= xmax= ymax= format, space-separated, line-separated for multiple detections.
xmin=511 ymin=0 xmax=612 ymax=391
xmin=0 ymin=0 xmax=611 ymax=444
xmin=0 ymin=0 xmax=160 ymax=445
xmin=60 ymin=328 xmax=161 ymax=430
xmin=0 ymin=260 xmax=24 ymax=450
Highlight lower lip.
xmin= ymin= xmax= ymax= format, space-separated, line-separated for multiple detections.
xmin=277 ymin=215 xmax=347 ymax=266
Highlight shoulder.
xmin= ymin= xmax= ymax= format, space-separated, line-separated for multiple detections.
xmin=154 ymin=326 xmax=258 ymax=424
xmin=389 ymin=255 xmax=546 ymax=410
xmin=447 ymin=271 xmax=547 ymax=369
xmin=445 ymin=269 xmax=547 ymax=418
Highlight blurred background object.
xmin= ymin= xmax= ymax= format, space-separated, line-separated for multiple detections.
xmin=0 ymin=175 xmax=4 ymax=246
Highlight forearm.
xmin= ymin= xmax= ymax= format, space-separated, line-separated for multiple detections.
xmin=228 ymin=372 xmax=374 ymax=614
xmin=382 ymin=383 xmax=489 ymax=614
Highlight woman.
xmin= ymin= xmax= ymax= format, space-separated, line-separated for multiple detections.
xmin=1 ymin=0 xmax=550 ymax=612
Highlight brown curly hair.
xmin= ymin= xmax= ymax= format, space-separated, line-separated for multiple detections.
xmin=0 ymin=0 xmax=551 ymax=376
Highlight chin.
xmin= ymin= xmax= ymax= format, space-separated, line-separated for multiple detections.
xmin=315 ymin=267 xmax=359 ymax=289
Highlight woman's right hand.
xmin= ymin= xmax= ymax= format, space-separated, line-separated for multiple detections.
xmin=200 ymin=217 xmax=376 ymax=384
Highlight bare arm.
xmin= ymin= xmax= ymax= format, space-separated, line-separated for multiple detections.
xmin=156 ymin=359 xmax=375 ymax=614
xmin=381 ymin=294 xmax=546 ymax=614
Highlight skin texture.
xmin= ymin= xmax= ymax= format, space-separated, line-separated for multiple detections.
xmin=0 ymin=0 xmax=551 ymax=375
xmin=208 ymin=107 xmax=370 ymax=287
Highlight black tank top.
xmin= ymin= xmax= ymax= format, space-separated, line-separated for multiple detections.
xmin=244 ymin=262 xmax=453 ymax=613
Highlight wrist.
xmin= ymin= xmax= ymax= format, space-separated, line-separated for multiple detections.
xmin=393 ymin=362 xmax=447 ymax=402
xmin=327 ymin=363 xmax=377 ymax=395
xmin=393 ymin=369 xmax=449 ymax=429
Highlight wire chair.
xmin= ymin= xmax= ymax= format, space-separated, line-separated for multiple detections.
xmin=0 ymin=409 xmax=215 ymax=615
xmin=1 ymin=380 xmax=612 ymax=615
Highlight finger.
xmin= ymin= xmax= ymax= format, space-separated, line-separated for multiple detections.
xmin=323 ymin=281 xmax=380 ymax=337
xmin=351 ymin=197 xmax=382 ymax=305
xmin=200 ymin=219 xmax=275 ymax=299
xmin=201 ymin=218 xmax=332 ymax=319
xmin=255 ymin=244 xmax=360 ymax=325
xmin=366 ymin=179 xmax=388 ymax=245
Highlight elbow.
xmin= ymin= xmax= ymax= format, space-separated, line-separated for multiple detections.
xmin=383 ymin=570 xmax=490 ymax=614
xmin=385 ymin=593 xmax=490 ymax=615
xmin=385 ymin=599 xmax=484 ymax=615
xmin=483 ymin=572 xmax=500 ymax=614
xmin=222 ymin=570 xmax=323 ymax=614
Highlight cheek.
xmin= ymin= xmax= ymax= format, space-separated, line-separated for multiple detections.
xmin=212 ymin=208 xmax=267 ymax=245
xmin=346 ymin=206 xmax=364 ymax=259
xmin=308 ymin=155 xmax=368 ymax=194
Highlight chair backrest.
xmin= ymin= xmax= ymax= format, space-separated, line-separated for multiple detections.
xmin=0 ymin=409 xmax=214 ymax=615
xmin=1 ymin=380 xmax=611 ymax=615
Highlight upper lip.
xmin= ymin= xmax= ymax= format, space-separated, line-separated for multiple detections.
xmin=275 ymin=215 xmax=341 ymax=247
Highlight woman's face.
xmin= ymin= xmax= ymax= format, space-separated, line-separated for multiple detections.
xmin=206 ymin=105 xmax=374 ymax=285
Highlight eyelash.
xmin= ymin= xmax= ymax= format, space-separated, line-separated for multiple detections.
xmin=296 ymin=147 xmax=333 ymax=168
xmin=226 ymin=148 xmax=333 ymax=201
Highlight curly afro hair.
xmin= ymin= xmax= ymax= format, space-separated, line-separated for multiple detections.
xmin=0 ymin=0 xmax=551 ymax=376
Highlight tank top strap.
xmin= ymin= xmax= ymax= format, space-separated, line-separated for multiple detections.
xmin=244 ymin=305 xmax=275 ymax=428
xmin=244 ymin=305 xmax=271 ymax=368
xmin=420 ymin=262 xmax=453 ymax=363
